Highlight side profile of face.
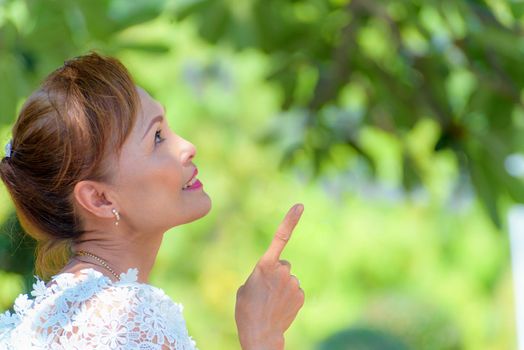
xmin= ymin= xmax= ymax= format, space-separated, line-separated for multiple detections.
xmin=107 ymin=86 xmax=212 ymax=233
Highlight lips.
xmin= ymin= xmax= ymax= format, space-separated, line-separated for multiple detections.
xmin=182 ymin=168 xmax=198 ymax=189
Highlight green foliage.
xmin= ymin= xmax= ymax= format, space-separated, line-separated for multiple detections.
xmin=2 ymin=1 xmax=522 ymax=222
xmin=170 ymin=0 xmax=524 ymax=227
xmin=0 ymin=0 xmax=168 ymax=123
xmin=0 ymin=1 xmax=519 ymax=349
xmin=0 ymin=211 xmax=35 ymax=289
xmin=317 ymin=327 xmax=409 ymax=350
xmin=358 ymin=295 xmax=462 ymax=349
xmin=119 ymin=31 xmax=514 ymax=348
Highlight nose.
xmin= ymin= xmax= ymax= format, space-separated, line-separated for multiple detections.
xmin=180 ymin=138 xmax=196 ymax=165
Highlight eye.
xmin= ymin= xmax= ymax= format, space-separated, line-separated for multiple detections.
xmin=154 ymin=129 xmax=165 ymax=145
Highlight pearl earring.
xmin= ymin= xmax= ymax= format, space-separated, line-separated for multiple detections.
xmin=111 ymin=208 xmax=120 ymax=226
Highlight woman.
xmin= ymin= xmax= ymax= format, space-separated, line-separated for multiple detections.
xmin=0 ymin=52 xmax=305 ymax=349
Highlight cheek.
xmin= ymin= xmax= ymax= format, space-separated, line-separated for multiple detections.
xmin=154 ymin=157 xmax=185 ymax=191
xmin=120 ymin=158 xmax=184 ymax=204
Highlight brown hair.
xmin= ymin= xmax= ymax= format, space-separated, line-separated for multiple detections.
xmin=0 ymin=52 xmax=140 ymax=280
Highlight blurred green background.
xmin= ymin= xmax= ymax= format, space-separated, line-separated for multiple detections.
xmin=0 ymin=0 xmax=522 ymax=348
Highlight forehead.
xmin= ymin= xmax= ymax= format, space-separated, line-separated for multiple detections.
xmin=136 ymin=86 xmax=163 ymax=124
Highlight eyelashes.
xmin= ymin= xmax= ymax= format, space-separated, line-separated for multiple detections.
xmin=154 ymin=129 xmax=165 ymax=145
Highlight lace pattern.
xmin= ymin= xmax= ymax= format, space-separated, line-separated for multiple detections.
xmin=0 ymin=268 xmax=198 ymax=349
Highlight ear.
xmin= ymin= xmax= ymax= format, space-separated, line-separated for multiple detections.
xmin=73 ymin=180 xmax=116 ymax=219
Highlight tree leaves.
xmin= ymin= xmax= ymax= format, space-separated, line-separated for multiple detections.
xmin=0 ymin=0 xmax=168 ymax=127
xmin=3 ymin=0 xmax=524 ymax=226
xmin=171 ymin=0 xmax=524 ymax=226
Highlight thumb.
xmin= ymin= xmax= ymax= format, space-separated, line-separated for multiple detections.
xmin=261 ymin=203 xmax=304 ymax=263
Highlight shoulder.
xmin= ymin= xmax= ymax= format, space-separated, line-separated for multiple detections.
xmin=85 ymin=272 xmax=197 ymax=349
xmin=0 ymin=269 xmax=183 ymax=333
xmin=1 ymin=268 xmax=198 ymax=349
xmin=51 ymin=267 xmax=186 ymax=323
xmin=97 ymin=274 xmax=186 ymax=319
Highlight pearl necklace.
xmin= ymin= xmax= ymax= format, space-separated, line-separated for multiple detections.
xmin=75 ymin=250 xmax=120 ymax=281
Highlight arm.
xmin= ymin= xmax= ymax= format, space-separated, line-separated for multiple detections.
xmin=235 ymin=204 xmax=305 ymax=350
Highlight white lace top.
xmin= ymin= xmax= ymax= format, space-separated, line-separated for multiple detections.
xmin=0 ymin=268 xmax=199 ymax=349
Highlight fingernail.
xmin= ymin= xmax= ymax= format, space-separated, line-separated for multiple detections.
xmin=294 ymin=204 xmax=304 ymax=213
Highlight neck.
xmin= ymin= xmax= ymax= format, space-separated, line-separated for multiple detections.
xmin=71 ymin=227 xmax=164 ymax=283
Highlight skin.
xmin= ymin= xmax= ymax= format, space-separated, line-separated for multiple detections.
xmin=57 ymin=86 xmax=305 ymax=349
xmin=235 ymin=204 xmax=305 ymax=350
xmin=60 ymin=86 xmax=211 ymax=282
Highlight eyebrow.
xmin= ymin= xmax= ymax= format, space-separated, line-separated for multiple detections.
xmin=141 ymin=105 xmax=166 ymax=140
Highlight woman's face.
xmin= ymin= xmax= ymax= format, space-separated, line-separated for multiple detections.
xmin=110 ymin=86 xmax=211 ymax=233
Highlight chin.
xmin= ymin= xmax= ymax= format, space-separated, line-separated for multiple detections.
xmin=176 ymin=195 xmax=212 ymax=226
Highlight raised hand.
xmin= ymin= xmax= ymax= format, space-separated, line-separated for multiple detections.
xmin=235 ymin=204 xmax=305 ymax=350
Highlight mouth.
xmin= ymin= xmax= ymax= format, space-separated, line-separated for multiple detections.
xmin=182 ymin=168 xmax=202 ymax=190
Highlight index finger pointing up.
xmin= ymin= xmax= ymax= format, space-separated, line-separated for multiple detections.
xmin=261 ymin=203 xmax=304 ymax=263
